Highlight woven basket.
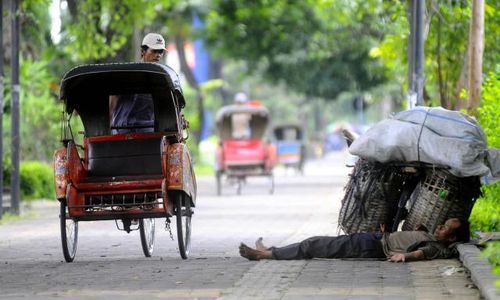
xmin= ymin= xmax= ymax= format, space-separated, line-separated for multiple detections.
xmin=338 ymin=159 xmax=415 ymax=233
xmin=402 ymin=168 xmax=481 ymax=233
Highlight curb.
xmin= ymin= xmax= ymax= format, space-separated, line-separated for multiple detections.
xmin=457 ymin=244 xmax=500 ymax=300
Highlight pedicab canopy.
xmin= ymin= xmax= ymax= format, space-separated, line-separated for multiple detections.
xmin=59 ymin=62 xmax=185 ymax=136
xmin=215 ymin=104 xmax=270 ymax=140
xmin=273 ymin=124 xmax=304 ymax=141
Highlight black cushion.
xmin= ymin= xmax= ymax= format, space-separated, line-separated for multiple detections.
xmin=87 ymin=138 xmax=162 ymax=177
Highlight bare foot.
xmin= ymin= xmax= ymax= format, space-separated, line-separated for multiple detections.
xmin=239 ymin=243 xmax=270 ymax=261
xmin=255 ymin=237 xmax=267 ymax=251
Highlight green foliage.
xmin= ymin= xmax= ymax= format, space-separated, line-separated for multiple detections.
xmin=469 ymin=68 xmax=500 ymax=279
xmin=3 ymin=161 xmax=55 ymax=203
xmin=3 ymin=57 xmax=62 ymax=162
xmin=480 ymin=241 xmax=500 ymax=285
xmin=204 ymin=0 xmax=386 ymax=100
xmin=477 ymin=71 xmax=500 ymax=148
xmin=377 ymin=1 xmax=500 ymax=108
xmin=20 ymin=0 xmax=53 ymax=59
xmin=7 ymin=161 xmax=55 ymax=201
xmin=60 ymin=0 xmax=174 ymax=62
xmin=469 ymin=184 xmax=500 ymax=232
xmin=470 ymin=69 xmax=500 ymax=229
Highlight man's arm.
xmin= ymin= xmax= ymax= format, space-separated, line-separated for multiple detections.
xmin=388 ymin=250 xmax=425 ymax=262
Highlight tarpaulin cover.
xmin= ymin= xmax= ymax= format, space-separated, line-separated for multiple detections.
xmin=349 ymin=106 xmax=499 ymax=179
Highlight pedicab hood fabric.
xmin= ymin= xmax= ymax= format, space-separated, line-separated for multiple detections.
xmin=58 ymin=63 xmax=185 ymax=136
xmin=215 ymin=104 xmax=270 ymax=140
xmin=59 ymin=62 xmax=184 ymax=114
xmin=348 ymin=106 xmax=499 ymax=179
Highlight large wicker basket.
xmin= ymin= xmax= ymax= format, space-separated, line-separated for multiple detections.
xmin=338 ymin=159 xmax=417 ymax=233
xmin=402 ymin=168 xmax=481 ymax=233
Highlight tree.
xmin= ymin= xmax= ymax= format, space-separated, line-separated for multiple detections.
xmin=466 ymin=0 xmax=484 ymax=113
xmin=203 ymin=0 xmax=387 ymax=100
xmin=376 ymin=0 xmax=498 ymax=112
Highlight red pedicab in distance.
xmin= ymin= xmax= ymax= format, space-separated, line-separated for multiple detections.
xmin=214 ymin=103 xmax=276 ymax=195
xmin=54 ymin=63 xmax=196 ymax=262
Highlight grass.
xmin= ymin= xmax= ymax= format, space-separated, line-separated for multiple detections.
xmin=0 ymin=210 xmax=37 ymax=225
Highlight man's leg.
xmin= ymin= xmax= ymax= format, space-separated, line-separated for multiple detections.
xmin=271 ymin=233 xmax=385 ymax=260
xmin=239 ymin=243 xmax=273 ymax=260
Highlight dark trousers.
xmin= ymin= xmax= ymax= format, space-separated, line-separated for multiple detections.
xmin=271 ymin=233 xmax=385 ymax=260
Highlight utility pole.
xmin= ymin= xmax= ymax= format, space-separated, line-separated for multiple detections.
xmin=407 ymin=0 xmax=425 ymax=109
xmin=10 ymin=0 xmax=20 ymax=215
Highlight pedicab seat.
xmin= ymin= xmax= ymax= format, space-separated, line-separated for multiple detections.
xmin=87 ymin=137 xmax=162 ymax=177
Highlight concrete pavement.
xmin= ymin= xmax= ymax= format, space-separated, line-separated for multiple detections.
xmin=0 ymin=152 xmax=498 ymax=299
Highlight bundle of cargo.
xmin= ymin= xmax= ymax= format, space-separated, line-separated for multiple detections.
xmin=338 ymin=159 xmax=419 ymax=233
xmin=339 ymin=107 xmax=498 ymax=233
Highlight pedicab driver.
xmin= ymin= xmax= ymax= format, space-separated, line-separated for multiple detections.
xmin=231 ymin=92 xmax=252 ymax=139
xmin=109 ymin=33 xmax=167 ymax=134
xmin=239 ymin=218 xmax=469 ymax=262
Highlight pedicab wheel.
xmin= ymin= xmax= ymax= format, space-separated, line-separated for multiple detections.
xmin=269 ymin=174 xmax=275 ymax=194
xmin=175 ymin=193 xmax=192 ymax=259
xmin=60 ymin=199 xmax=78 ymax=263
xmin=216 ymin=171 xmax=222 ymax=196
xmin=139 ymin=218 xmax=155 ymax=257
xmin=236 ymin=178 xmax=243 ymax=195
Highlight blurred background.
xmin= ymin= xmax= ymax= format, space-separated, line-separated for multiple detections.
xmin=0 ymin=0 xmax=498 ymax=186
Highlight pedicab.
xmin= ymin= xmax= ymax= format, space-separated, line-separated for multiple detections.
xmin=273 ymin=124 xmax=306 ymax=174
xmin=214 ymin=102 xmax=276 ymax=195
xmin=54 ymin=62 xmax=196 ymax=262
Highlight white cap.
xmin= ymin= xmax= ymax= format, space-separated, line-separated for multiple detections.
xmin=234 ymin=92 xmax=248 ymax=103
xmin=142 ymin=33 xmax=166 ymax=50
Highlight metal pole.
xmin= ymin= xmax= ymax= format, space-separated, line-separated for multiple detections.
xmin=10 ymin=0 xmax=20 ymax=215
xmin=415 ymin=0 xmax=425 ymax=106
xmin=0 ymin=0 xmax=4 ymax=219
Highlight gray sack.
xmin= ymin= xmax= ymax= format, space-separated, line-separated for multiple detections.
xmin=349 ymin=106 xmax=499 ymax=179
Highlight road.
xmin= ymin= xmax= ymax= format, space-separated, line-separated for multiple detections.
xmin=0 ymin=151 xmax=479 ymax=299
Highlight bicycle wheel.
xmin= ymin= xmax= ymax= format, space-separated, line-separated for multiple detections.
xmin=216 ymin=171 xmax=222 ymax=196
xmin=175 ymin=193 xmax=192 ymax=259
xmin=139 ymin=218 xmax=155 ymax=257
xmin=60 ymin=199 xmax=78 ymax=262
xmin=269 ymin=174 xmax=275 ymax=194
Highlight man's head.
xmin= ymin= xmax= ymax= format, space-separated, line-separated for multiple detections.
xmin=433 ymin=218 xmax=470 ymax=244
xmin=141 ymin=33 xmax=166 ymax=63
xmin=234 ymin=92 xmax=248 ymax=104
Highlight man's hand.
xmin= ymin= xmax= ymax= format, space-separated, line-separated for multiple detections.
xmin=388 ymin=253 xmax=406 ymax=262
xmin=388 ymin=250 xmax=424 ymax=263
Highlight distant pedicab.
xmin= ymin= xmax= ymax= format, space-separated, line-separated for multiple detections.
xmin=273 ymin=124 xmax=306 ymax=174
xmin=214 ymin=103 xmax=276 ymax=195
xmin=54 ymin=63 xmax=196 ymax=262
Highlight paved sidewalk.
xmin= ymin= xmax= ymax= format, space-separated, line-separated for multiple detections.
xmin=219 ymin=258 xmax=481 ymax=299
xmin=458 ymin=244 xmax=500 ymax=300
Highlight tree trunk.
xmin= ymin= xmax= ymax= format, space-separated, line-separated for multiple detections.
xmin=174 ymin=34 xmax=204 ymax=145
xmin=467 ymin=0 xmax=484 ymax=114
xmin=436 ymin=16 xmax=448 ymax=109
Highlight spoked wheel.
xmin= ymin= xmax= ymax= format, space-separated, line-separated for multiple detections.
xmin=175 ymin=193 xmax=192 ymax=259
xmin=236 ymin=178 xmax=243 ymax=195
xmin=139 ymin=218 xmax=155 ymax=257
xmin=269 ymin=174 xmax=275 ymax=194
xmin=60 ymin=199 xmax=78 ymax=262
xmin=216 ymin=171 xmax=222 ymax=196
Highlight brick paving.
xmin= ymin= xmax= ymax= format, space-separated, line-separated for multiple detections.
xmin=0 ymin=152 xmax=489 ymax=299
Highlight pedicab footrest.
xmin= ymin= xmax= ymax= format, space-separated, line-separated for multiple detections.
xmin=76 ymin=192 xmax=164 ymax=212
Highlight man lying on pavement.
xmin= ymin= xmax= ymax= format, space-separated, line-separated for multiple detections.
xmin=239 ymin=218 xmax=469 ymax=262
